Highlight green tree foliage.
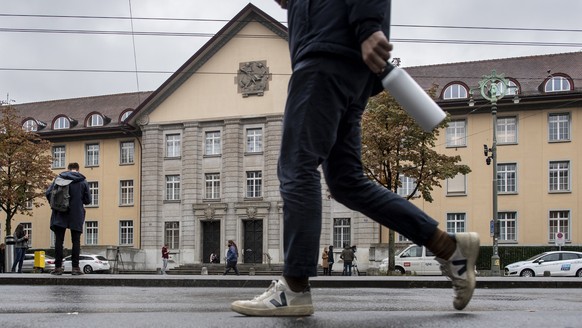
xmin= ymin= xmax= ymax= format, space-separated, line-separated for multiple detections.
xmin=0 ymin=105 xmax=54 ymax=236
xmin=362 ymin=88 xmax=471 ymax=273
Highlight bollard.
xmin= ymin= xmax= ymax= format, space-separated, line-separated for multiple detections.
xmin=201 ymin=267 xmax=208 ymax=275
xmin=249 ymin=267 xmax=255 ymax=276
xmin=4 ymin=236 xmax=15 ymax=272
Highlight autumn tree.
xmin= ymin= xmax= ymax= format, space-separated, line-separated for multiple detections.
xmin=0 ymin=105 xmax=54 ymax=237
xmin=362 ymin=89 xmax=471 ymax=273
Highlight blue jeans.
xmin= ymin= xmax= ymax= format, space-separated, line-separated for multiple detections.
xmin=12 ymin=248 xmax=26 ymax=273
xmin=279 ymin=56 xmax=439 ymax=278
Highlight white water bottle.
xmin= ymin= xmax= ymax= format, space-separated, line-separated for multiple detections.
xmin=380 ymin=63 xmax=446 ymax=132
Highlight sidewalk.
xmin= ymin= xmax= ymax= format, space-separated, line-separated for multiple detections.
xmin=1 ymin=273 xmax=581 ymax=288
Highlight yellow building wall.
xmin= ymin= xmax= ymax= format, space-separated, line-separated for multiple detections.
xmin=7 ymin=136 xmax=141 ymax=250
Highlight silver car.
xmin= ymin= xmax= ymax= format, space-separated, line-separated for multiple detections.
xmin=22 ymin=254 xmax=56 ymax=273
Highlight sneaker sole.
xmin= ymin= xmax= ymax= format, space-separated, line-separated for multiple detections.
xmin=454 ymin=232 xmax=480 ymax=310
xmin=231 ymin=303 xmax=314 ymax=317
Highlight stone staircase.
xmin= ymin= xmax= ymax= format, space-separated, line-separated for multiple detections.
xmin=167 ymin=263 xmax=285 ymax=275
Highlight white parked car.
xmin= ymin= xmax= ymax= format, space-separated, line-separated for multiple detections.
xmin=504 ymin=251 xmax=582 ymax=277
xmin=63 ymin=254 xmax=111 ymax=274
xmin=379 ymin=245 xmax=442 ymax=276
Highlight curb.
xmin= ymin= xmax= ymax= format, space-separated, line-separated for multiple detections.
xmin=1 ymin=274 xmax=581 ymax=288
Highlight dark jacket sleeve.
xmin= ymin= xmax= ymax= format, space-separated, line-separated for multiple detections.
xmin=345 ymin=0 xmax=391 ymax=44
xmin=81 ymin=180 xmax=91 ymax=205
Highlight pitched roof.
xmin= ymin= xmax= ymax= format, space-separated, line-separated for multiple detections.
xmin=405 ymin=51 xmax=582 ymax=98
xmin=12 ymin=91 xmax=152 ymax=138
xmin=126 ymin=3 xmax=288 ymax=126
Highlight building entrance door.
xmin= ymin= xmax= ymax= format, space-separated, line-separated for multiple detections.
xmin=243 ymin=220 xmax=263 ymax=264
xmin=202 ymin=220 xmax=220 ymax=264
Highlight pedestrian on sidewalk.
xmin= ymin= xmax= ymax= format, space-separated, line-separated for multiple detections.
xmin=340 ymin=244 xmax=355 ymax=276
xmin=11 ymin=223 xmax=29 ymax=273
xmin=327 ymin=245 xmax=334 ymax=276
xmin=46 ymin=162 xmax=91 ymax=276
xmin=161 ymin=243 xmax=169 ymax=275
xmin=223 ymin=240 xmax=240 ymax=276
xmin=321 ymin=247 xmax=329 ymax=276
xmin=231 ymin=0 xmax=480 ymax=317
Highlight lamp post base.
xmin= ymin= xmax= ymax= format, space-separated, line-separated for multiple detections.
xmin=491 ymin=254 xmax=501 ymax=276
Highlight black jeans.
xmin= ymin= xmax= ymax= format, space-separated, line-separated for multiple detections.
xmin=279 ymin=56 xmax=439 ymax=278
xmin=53 ymin=226 xmax=82 ymax=268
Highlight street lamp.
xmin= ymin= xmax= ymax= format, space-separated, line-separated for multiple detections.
xmin=469 ymin=70 xmax=519 ymax=276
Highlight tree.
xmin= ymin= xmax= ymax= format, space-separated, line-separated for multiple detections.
xmin=0 ymin=105 xmax=54 ymax=237
xmin=361 ymin=89 xmax=471 ymax=274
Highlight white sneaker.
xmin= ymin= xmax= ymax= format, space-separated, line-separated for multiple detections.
xmin=231 ymin=277 xmax=314 ymax=316
xmin=436 ymin=232 xmax=480 ymax=310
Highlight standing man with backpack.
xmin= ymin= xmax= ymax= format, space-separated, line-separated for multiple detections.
xmin=46 ymin=162 xmax=91 ymax=275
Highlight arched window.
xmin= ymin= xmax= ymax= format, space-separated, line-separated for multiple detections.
xmin=120 ymin=110 xmax=133 ymax=122
xmin=545 ymin=76 xmax=571 ymax=92
xmin=443 ymin=84 xmax=468 ymax=100
xmin=53 ymin=116 xmax=70 ymax=130
xmin=496 ymin=80 xmax=518 ymax=96
xmin=88 ymin=113 xmax=104 ymax=127
xmin=23 ymin=119 xmax=38 ymax=132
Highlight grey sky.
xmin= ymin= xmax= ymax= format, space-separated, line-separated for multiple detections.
xmin=1 ymin=0 xmax=580 ymax=104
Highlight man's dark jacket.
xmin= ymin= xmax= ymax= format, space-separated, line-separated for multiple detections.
xmin=287 ymin=0 xmax=391 ymax=67
xmin=45 ymin=171 xmax=91 ymax=233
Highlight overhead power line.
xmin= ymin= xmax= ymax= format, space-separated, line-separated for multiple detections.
xmin=1 ymin=13 xmax=582 ymax=34
xmin=0 ymin=27 xmax=581 ymax=48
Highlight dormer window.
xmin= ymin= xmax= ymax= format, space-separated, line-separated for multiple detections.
xmin=545 ymin=76 xmax=571 ymax=92
xmin=53 ymin=116 xmax=70 ymax=130
xmin=443 ymin=83 xmax=468 ymax=100
xmin=120 ymin=110 xmax=133 ymax=123
xmin=23 ymin=119 xmax=38 ymax=132
xmin=88 ymin=113 xmax=104 ymax=127
xmin=496 ymin=80 xmax=518 ymax=96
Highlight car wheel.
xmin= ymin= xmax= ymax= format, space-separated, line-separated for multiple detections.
xmin=576 ymin=269 xmax=582 ymax=277
xmin=394 ymin=267 xmax=405 ymax=275
xmin=520 ymin=269 xmax=535 ymax=277
xmin=83 ymin=265 xmax=94 ymax=274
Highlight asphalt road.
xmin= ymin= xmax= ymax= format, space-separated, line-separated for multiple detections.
xmin=0 ymin=283 xmax=581 ymax=328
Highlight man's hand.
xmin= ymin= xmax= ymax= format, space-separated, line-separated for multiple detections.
xmin=274 ymin=0 xmax=288 ymax=9
xmin=361 ymin=31 xmax=393 ymax=74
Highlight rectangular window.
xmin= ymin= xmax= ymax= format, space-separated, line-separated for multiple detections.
xmin=166 ymin=134 xmax=181 ymax=158
xmin=52 ymin=146 xmax=66 ymax=169
xmin=397 ymin=174 xmax=416 ymax=197
xmin=446 ymin=213 xmax=466 ymax=234
xmin=120 ymin=141 xmax=135 ymax=164
xmin=549 ymin=210 xmax=570 ymax=241
xmin=498 ymin=212 xmax=517 ymax=241
xmin=88 ymin=181 xmax=99 ymax=206
xmin=85 ymin=221 xmax=98 ymax=245
xmin=85 ymin=143 xmax=100 ymax=167
xmin=120 ymin=180 xmax=134 ymax=205
xmin=119 ymin=220 xmax=134 ymax=245
xmin=164 ymin=221 xmax=180 ymax=249
xmin=205 ymin=173 xmax=220 ymax=199
xmin=548 ymin=113 xmax=570 ymax=142
xmin=446 ymin=174 xmax=467 ymax=196
xmin=446 ymin=120 xmax=466 ymax=147
xmin=22 ymin=222 xmax=32 ymax=248
xmin=205 ymin=131 xmax=221 ymax=155
xmin=24 ymin=199 xmax=33 ymax=209
xmin=549 ymin=161 xmax=570 ymax=192
xmin=246 ymin=171 xmax=262 ymax=198
xmin=333 ymin=218 xmax=351 ymax=249
xmin=166 ymin=175 xmax=181 ymax=201
xmin=497 ymin=117 xmax=517 ymax=144
xmin=497 ymin=163 xmax=517 ymax=193
xmin=246 ymin=128 xmax=263 ymax=153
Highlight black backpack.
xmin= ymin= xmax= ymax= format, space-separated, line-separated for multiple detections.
xmin=50 ymin=177 xmax=73 ymax=212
